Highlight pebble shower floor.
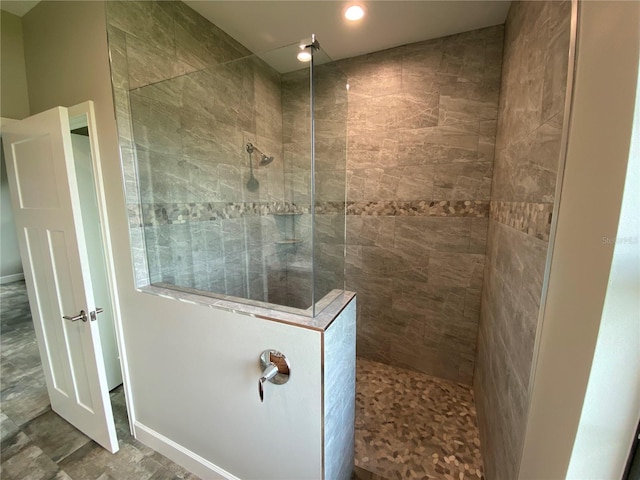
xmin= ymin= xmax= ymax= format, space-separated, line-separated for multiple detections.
xmin=354 ymin=358 xmax=484 ymax=480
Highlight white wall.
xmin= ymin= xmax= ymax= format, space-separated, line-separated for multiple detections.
xmin=519 ymin=2 xmax=640 ymax=478
xmin=0 ymin=139 xmax=24 ymax=283
xmin=1 ymin=10 xmax=30 ymax=119
xmin=1 ymin=10 xmax=31 ymax=283
xmin=566 ymin=55 xmax=640 ymax=480
xmin=128 ymin=294 xmax=323 ymax=479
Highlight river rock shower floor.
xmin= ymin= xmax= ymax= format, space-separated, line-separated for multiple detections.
xmin=354 ymin=358 xmax=484 ymax=480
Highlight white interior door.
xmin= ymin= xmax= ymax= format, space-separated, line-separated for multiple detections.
xmin=2 ymin=106 xmax=119 ymax=453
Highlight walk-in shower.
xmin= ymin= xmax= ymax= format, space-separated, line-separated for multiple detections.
xmin=119 ymin=33 xmax=347 ymax=317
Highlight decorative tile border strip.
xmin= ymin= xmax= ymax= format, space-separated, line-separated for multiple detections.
xmin=490 ymin=201 xmax=553 ymax=241
xmin=346 ymin=200 xmax=490 ymax=217
xmin=131 ymin=200 xmax=491 ymax=226
xmin=139 ymin=201 xmax=310 ymax=226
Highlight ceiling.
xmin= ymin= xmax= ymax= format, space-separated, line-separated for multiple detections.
xmin=184 ymin=1 xmax=511 ymax=63
xmin=0 ymin=1 xmax=511 ymax=69
xmin=0 ymin=0 xmax=39 ymax=17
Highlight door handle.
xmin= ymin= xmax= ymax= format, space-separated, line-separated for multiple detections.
xmin=63 ymin=310 xmax=88 ymax=322
xmin=63 ymin=307 xmax=104 ymax=323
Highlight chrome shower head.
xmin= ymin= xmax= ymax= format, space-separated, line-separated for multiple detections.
xmin=259 ymin=154 xmax=274 ymax=167
xmin=246 ymin=142 xmax=274 ymax=167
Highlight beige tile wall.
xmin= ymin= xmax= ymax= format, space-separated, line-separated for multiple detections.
xmin=473 ymin=2 xmax=572 ymax=479
xmin=337 ymin=26 xmax=504 ymax=384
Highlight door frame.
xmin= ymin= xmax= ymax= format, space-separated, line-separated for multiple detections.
xmin=67 ymin=101 xmax=136 ymax=436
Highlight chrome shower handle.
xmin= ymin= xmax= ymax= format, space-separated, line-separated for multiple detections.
xmin=258 ymin=363 xmax=279 ymax=402
xmin=258 ymin=350 xmax=291 ymax=403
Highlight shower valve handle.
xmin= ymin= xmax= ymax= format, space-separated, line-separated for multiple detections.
xmin=258 ymin=350 xmax=291 ymax=403
xmin=258 ymin=363 xmax=279 ymax=402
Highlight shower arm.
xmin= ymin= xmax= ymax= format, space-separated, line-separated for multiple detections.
xmin=246 ymin=142 xmax=274 ymax=166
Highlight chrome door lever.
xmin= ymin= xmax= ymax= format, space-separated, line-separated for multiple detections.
xmin=64 ymin=307 xmax=104 ymax=323
xmin=63 ymin=310 xmax=88 ymax=322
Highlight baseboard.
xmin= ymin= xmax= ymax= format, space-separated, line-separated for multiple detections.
xmin=134 ymin=421 xmax=240 ymax=480
xmin=0 ymin=273 xmax=24 ymax=285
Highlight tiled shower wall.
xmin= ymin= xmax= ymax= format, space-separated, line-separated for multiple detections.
xmin=107 ymin=0 xmax=347 ymax=310
xmin=338 ymin=26 xmax=504 ymax=384
xmin=107 ymin=1 xmax=286 ymax=300
xmin=474 ymin=1 xmax=572 ymax=479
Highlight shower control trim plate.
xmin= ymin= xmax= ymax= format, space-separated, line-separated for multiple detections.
xmin=258 ymin=350 xmax=290 ymax=402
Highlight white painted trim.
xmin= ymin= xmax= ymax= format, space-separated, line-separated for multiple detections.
xmin=134 ymin=422 xmax=240 ymax=480
xmin=0 ymin=273 xmax=25 ymax=284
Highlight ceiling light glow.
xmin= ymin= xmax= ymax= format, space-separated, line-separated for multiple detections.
xmin=297 ymin=51 xmax=312 ymax=62
xmin=345 ymin=5 xmax=365 ymax=21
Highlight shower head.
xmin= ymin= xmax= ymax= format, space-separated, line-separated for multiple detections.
xmin=246 ymin=142 xmax=274 ymax=167
xmin=259 ymin=154 xmax=274 ymax=167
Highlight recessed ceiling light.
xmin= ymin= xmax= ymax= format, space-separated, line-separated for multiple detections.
xmin=297 ymin=51 xmax=312 ymax=62
xmin=344 ymin=5 xmax=365 ymax=21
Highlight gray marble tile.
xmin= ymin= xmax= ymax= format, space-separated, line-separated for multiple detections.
xmin=346 ymin=245 xmax=429 ymax=283
xmin=1 ymin=382 xmax=50 ymax=427
xmin=0 ymin=411 xmax=20 ymax=442
xmin=470 ymin=217 xmax=490 ymax=253
xmin=1 ymin=430 xmax=32 ymax=460
xmin=106 ymin=1 xmax=173 ymax=53
xmin=106 ymin=26 xmax=129 ymax=90
xmin=395 ymin=216 xmax=472 ymax=253
xmin=346 ymin=216 xmax=395 ymax=248
xmin=112 ymin=88 xmax=134 ymax=150
xmin=316 ymin=170 xmax=347 ymax=202
xmin=428 ymin=252 xmax=485 ymax=289
xmin=130 ymin=94 xmax=183 ymax=156
xmin=476 ymin=5 xmax=571 ymax=464
xmin=1 ymin=443 xmax=59 ymax=480
xmin=22 ymin=411 xmax=91 ymax=463
xmin=175 ymin=22 xmax=219 ymax=72
xmin=126 ymin=34 xmax=191 ymax=90
xmin=347 ymin=167 xmax=401 ymax=201
xmin=340 ymin=51 xmax=403 ymax=101
xmin=433 ymin=161 xmax=493 ymax=201
xmin=324 ymin=299 xmax=356 ymax=480
xmin=347 ymin=133 xmax=399 ymax=169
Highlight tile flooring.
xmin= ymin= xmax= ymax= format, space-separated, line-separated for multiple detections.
xmin=1 ymin=281 xmax=483 ymax=479
xmin=354 ymin=359 xmax=484 ymax=479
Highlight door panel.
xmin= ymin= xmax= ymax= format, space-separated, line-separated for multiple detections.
xmin=2 ymin=106 xmax=119 ymax=453
xmin=12 ymin=134 xmax=60 ymax=209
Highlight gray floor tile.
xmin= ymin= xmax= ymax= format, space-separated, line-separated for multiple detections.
xmin=1 ymin=443 xmax=60 ymax=480
xmin=23 ymin=410 xmax=92 ymax=463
